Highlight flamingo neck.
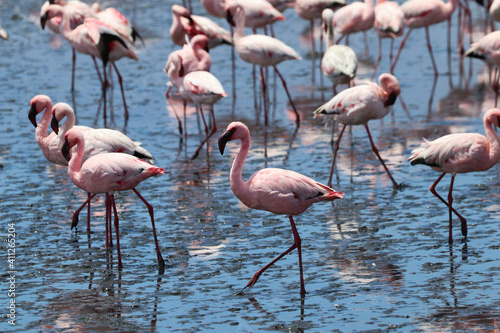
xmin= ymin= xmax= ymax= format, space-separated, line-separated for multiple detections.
xmin=58 ymin=110 xmax=75 ymax=140
xmin=35 ymin=101 xmax=53 ymax=140
xmin=325 ymin=20 xmax=335 ymax=49
xmin=232 ymin=10 xmax=246 ymax=44
xmin=58 ymin=7 xmax=72 ymax=38
xmin=69 ymin=135 xmax=85 ymax=179
xmin=229 ymin=134 xmax=250 ymax=196
xmin=484 ymin=115 xmax=500 ymax=169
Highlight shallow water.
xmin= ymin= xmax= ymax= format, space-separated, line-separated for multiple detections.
xmin=1 ymin=0 xmax=500 ymax=332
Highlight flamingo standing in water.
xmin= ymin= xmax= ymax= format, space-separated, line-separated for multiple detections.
xmin=62 ymin=128 xmax=165 ymax=273
xmin=313 ymin=73 xmax=401 ymax=188
xmin=329 ymin=0 xmax=375 ymax=45
xmin=408 ymin=108 xmax=500 ymax=244
xmin=321 ymin=8 xmax=358 ymax=93
xmin=166 ymin=54 xmax=227 ymax=159
xmin=218 ymin=122 xmax=344 ymax=296
xmin=164 ymin=35 xmax=212 ymax=135
xmin=41 ymin=4 xmax=138 ymax=126
xmin=372 ymin=0 xmax=405 ymax=77
xmin=226 ymin=4 xmax=302 ymax=126
xmin=390 ymin=0 xmax=459 ymax=75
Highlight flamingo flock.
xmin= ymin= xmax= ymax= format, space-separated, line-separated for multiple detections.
xmin=21 ymin=0 xmax=500 ymax=296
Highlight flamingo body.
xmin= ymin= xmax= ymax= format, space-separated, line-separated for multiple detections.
xmin=332 ymin=0 xmax=375 ymax=36
xmin=464 ymin=31 xmax=500 ymax=66
xmin=374 ymin=0 xmax=405 ymax=39
xmin=226 ymin=0 xmax=286 ymax=29
xmin=234 ymin=34 xmax=301 ymax=67
xmin=295 ymin=0 xmax=346 ymax=20
xmin=164 ymin=35 xmax=212 ymax=76
xmin=401 ymin=0 xmax=458 ymax=28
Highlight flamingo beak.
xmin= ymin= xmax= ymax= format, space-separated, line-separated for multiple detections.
xmin=218 ymin=128 xmax=235 ymax=155
xmin=40 ymin=13 xmax=48 ymax=29
xmin=62 ymin=139 xmax=71 ymax=162
xmin=51 ymin=113 xmax=59 ymax=134
xmin=28 ymin=104 xmax=38 ymax=127
xmin=226 ymin=10 xmax=235 ymax=27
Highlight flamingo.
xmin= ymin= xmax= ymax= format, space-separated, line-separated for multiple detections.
xmin=91 ymin=4 xmax=143 ymax=45
xmin=218 ymin=121 xmax=344 ymax=296
xmin=41 ymin=4 xmax=138 ymax=126
xmin=372 ymin=0 xmax=405 ymax=77
xmin=321 ymin=8 xmax=358 ymax=92
xmin=226 ymin=0 xmax=286 ymax=31
xmin=390 ymin=0 xmax=459 ymax=76
xmin=170 ymin=4 xmax=232 ymax=49
xmin=201 ymin=0 xmax=227 ymax=18
xmin=62 ymin=128 xmax=165 ymax=272
xmin=313 ymin=73 xmax=401 ymax=188
xmin=295 ymin=0 xmax=346 ymax=53
xmin=164 ymin=35 xmax=212 ymax=135
xmin=464 ymin=30 xmax=500 ymax=106
xmin=330 ymin=0 xmax=375 ymax=45
xmin=226 ymin=4 xmax=302 ymax=126
xmin=0 ymin=24 xmax=8 ymax=40
xmin=407 ymin=108 xmax=500 ymax=244
xmin=166 ymin=54 xmax=227 ymax=159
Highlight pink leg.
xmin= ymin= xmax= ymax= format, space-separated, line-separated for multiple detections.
xmin=133 ymin=188 xmax=165 ymax=274
xmin=273 ymin=66 xmax=300 ymax=127
xmin=191 ymin=105 xmax=217 ymax=160
xmin=101 ymin=60 xmax=108 ymax=127
xmin=86 ymin=192 xmax=91 ymax=233
xmin=364 ymin=125 xmax=399 ymax=188
xmin=259 ymin=66 xmax=268 ymax=126
xmin=110 ymin=194 xmax=123 ymax=270
xmin=328 ymin=124 xmax=347 ymax=188
xmin=245 ymin=216 xmax=305 ymax=296
xmin=165 ymin=86 xmax=183 ymax=135
xmin=372 ymin=37 xmax=383 ymax=80
xmin=424 ymin=26 xmax=439 ymax=76
xmin=105 ymin=193 xmax=111 ymax=249
xmin=71 ymin=48 xmax=76 ymax=92
xmin=390 ymin=28 xmax=412 ymax=74
xmin=71 ymin=192 xmax=97 ymax=230
xmin=429 ymin=173 xmax=467 ymax=241
xmin=111 ymin=62 xmax=129 ymax=122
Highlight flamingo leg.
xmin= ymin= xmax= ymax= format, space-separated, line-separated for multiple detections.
xmin=429 ymin=172 xmax=467 ymax=240
xmin=101 ymin=60 xmax=108 ymax=127
xmin=245 ymin=216 xmax=305 ymax=296
xmin=110 ymin=194 xmax=123 ymax=270
xmin=86 ymin=192 xmax=91 ymax=233
xmin=273 ymin=65 xmax=300 ymax=127
xmin=71 ymin=192 xmax=97 ymax=230
xmin=191 ymin=105 xmax=217 ymax=160
xmin=328 ymin=124 xmax=347 ymax=187
xmin=105 ymin=193 xmax=111 ymax=249
xmin=132 ymin=188 xmax=165 ymax=274
xmin=364 ymin=124 xmax=399 ymax=188
xmin=71 ymin=48 xmax=76 ymax=92
xmin=165 ymin=86 xmax=183 ymax=135
xmin=111 ymin=62 xmax=129 ymax=122
xmin=424 ymin=26 xmax=439 ymax=76
xmin=372 ymin=37 xmax=383 ymax=80
xmin=259 ymin=66 xmax=268 ymax=126
xmin=390 ymin=28 xmax=412 ymax=74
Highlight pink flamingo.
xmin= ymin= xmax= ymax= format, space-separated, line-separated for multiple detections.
xmin=313 ymin=73 xmax=401 ymax=189
xmin=295 ymin=0 xmax=346 ymax=52
xmin=40 ymin=0 xmax=96 ymax=91
xmin=408 ymin=108 xmax=500 ymax=244
xmin=166 ymin=54 xmax=227 ymax=159
xmin=330 ymin=0 xmax=375 ymax=45
xmin=201 ymin=0 xmax=226 ymax=18
xmin=62 ymin=128 xmax=165 ymax=272
xmin=464 ymin=31 xmax=500 ymax=106
xmin=91 ymin=4 xmax=143 ymax=45
xmin=41 ymin=5 xmax=138 ymax=126
xmin=372 ymin=0 xmax=405 ymax=77
xmin=226 ymin=0 xmax=286 ymax=31
xmin=321 ymin=8 xmax=358 ymax=92
xmin=226 ymin=4 xmax=302 ymax=126
xmin=218 ymin=122 xmax=344 ymax=296
xmin=390 ymin=0 xmax=459 ymax=76
xmin=164 ymin=35 xmax=212 ymax=135
xmin=170 ymin=4 xmax=232 ymax=49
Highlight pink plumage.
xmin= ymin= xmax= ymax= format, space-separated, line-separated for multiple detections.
xmin=331 ymin=0 xmax=375 ymax=43
xmin=314 ymin=73 xmax=401 ymax=188
xmin=63 ymin=128 xmax=165 ymax=272
xmin=219 ymin=122 xmax=343 ymax=296
xmin=408 ymin=108 xmax=500 ymax=243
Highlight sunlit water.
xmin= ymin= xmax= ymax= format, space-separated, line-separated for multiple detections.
xmin=1 ymin=0 xmax=500 ymax=332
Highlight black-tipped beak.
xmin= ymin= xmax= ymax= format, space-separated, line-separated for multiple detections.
xmin=62 ymin=139 xmax=71 ymax=162
xmin=226 ymin=10 xmax=235 ymax=27
xmin=29 ymin=105 xmax=38 ymax=127
xmin=218 ymin=128 xmax=235 ymax=155
xmin=51 ymin=114 xmax=59 ymax=134
xmin=40 ymin=13 xmax=48 ymax=29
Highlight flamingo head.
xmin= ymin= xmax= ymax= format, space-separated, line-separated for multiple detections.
xmin=218 ymin=121 xmax=249 ymax=155
xmin=62 ymin=128 xmax=82 ymax=162
xmin=379 ymin=73 xmax=401 ymax=106
xmin=40 ymin=4 xmax=63 ymax=29
xmin=29 ymin=95 xmax=53 ymax=127
xmin=225 ymin=3 xmax=244 ymax=27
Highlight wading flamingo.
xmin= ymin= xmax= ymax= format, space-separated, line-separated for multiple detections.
xmin=372 ymin=0 xmax=405 ymax=77
xmin=330 ymin=0 xmax=375 ymax=45
xmin=313 ymin=73 xmax=401 ymax=188
xmin=62 ymin=128 xmax=165 ymax=273
xmin=41 ymin=5 xmax=138 ymax=126
xmin=170 ymin=4 xmax=232 ymax=49
xmin=218 ymin=122 xmax=344 ymax=296
xmin=166 ymin=54 xmax=227 ymax=159
xmin=164 ymin=35 xmax=212 ymax=135
xmin=226 ymin=4 xmax=302 ymax=126
xmin=408 ymin=108 xmax=500 ymax=244
xmin=321 ymin=8 xmax=358 ymax=93
xmin=390 ymin=0 xmax=459 ymax=75
xmin=226 ymin=0 xmax=286 ymax=32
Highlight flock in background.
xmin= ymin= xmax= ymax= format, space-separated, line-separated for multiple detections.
xmin=4 ymin=0 xmax=500 ymax=295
